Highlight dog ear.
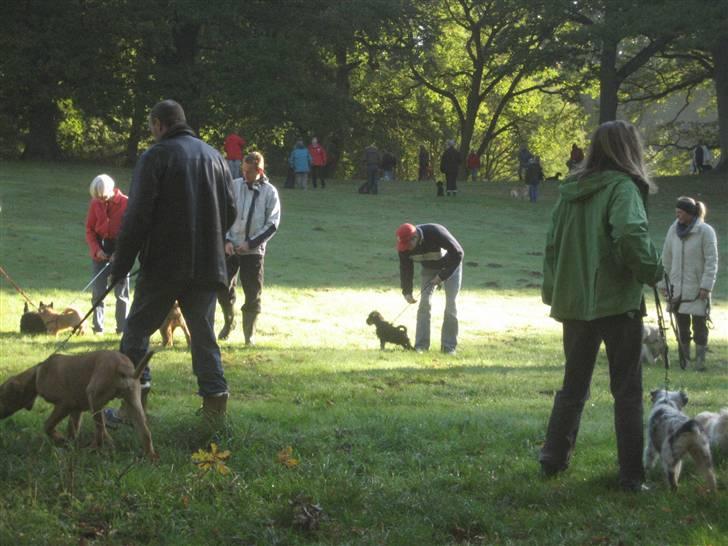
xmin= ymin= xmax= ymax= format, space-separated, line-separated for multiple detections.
xmin=24 ymin=302 xmax=29 ymax=313
xmin=649 ymin=389 xmax=660 ymax=402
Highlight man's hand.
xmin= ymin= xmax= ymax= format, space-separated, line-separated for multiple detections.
xmin=404 ymin=293 xmax=417 ymax=304
xmin=430 ymin=275 xmax=442 ymax=287
xmin=699 ymin=288 xmax=710 ymax=300
xmin=224 ymin=241 xmax=235 ymax=256
xmin=96 ymin=249 xmax=109 ymax=261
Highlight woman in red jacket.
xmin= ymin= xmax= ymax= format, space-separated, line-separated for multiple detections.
xmin=308 ymin=137 xmax=328 ymax=189
xmin=85 ymin=174 xmax=130 ymax=333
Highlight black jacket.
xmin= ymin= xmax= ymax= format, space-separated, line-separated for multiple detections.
xmin=111 ymin=125 xmax=237 ymax=287
xmin=440 ymin=147 xmax=461 ymax=176
xmin=399 ymin=224 xmax=464 ymax=295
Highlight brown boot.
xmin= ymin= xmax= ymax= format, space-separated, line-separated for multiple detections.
xmin=201 ymin=393 xmax=228 ymax=430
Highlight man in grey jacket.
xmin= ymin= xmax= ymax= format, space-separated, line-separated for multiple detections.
xmin=218 ymin=152 xmax=281 ymax=345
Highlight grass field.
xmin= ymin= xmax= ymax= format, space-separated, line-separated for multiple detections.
xmin=0 ymin=161 xmax=727 ymax=545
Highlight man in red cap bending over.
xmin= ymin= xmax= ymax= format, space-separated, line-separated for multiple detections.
xmin=396 ymin=223 xmax=463 ymax=354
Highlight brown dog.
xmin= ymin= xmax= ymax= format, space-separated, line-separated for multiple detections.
xmin=159 ymin=302 xmax=191 ymax=347
xmin=0 ymin=350 xmax=157 ymax=460
xmin=37 ymin=301 xmax=85 ymax=336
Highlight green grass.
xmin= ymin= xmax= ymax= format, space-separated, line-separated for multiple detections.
xmin=0 ymin=162 xmax=727 ymax=545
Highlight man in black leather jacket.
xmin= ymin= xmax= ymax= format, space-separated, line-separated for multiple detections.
xmin=109 ymin=99 xmax=236 ymax=426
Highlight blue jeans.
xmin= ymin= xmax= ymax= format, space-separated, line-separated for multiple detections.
xmin=120 ymin=276 xmax=228 ymax=397
xmin=416 ymin=265 xmax=461 ymax=352
xmin=470 ymin=168 xmax=478 ymax=181
xmin=91 ymin=260 xmax=129 ymax=333
xmin=366 ymin=167 xmax=379 ymax=194
xmin=528 ymin=184 xmax=538 ymax=202
xmin=227 ymin=159 xmax=241 ymax=178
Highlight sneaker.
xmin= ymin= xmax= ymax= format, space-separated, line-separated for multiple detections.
xmin=442 ymin=348 xmax=457 ymax=355
xmin=620 ymin=481 xmax=650 ymax=493
xmin=540 ymin=462 xmax=567 ymax=478
xmin=415 ymin=348 xmax=426 ymax=354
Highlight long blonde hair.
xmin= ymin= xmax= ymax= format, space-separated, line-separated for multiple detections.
xmin=574 ymin=120 xmax=656 ymax=195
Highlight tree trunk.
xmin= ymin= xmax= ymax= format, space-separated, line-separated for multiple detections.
xmin=599 ymin=38 xmax=620 ymax=124
xmin=711 ymin=37 xmax=728 ymax=173
xmin=21 ymin=97 xmax=61 ymax=160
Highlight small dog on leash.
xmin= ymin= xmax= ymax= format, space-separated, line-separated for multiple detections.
xmin=694 ymin=408 xmax=728 ymax=457
xmin=20 ymin=302 xmax=46 ymax=334
xmin=641 ymin=324 xmax=666 ymax=365
xmin=644 ymin=389 xmax=717 ymax=492
xmin=436 ymin=180 xmax=444 ymax=197
xmin=509 ymin=186 xmax=528 ymax=200
xmin=37 ymin=302 xmax=85 ymax=336
xmin=0 ymin=350 xmax=157 ymax=459
xmin=159 ymin=301 xmax=190 ymax=347
xmin=366 ymin=311 xmax=413 ymax=350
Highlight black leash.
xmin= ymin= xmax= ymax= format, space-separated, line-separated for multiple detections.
xmin=663 ymin=273 xmax=691 ymax=370
xmin=653 ymin=286 xmax=671 ymax=389
xmin=52 ymin=268 xmax=139 ymax=355
xmin=390 ymin=282 xmax=434 ymax=324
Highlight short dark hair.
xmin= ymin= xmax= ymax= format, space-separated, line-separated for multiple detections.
xmin=150 ymin=99 xmax=186 ymax=128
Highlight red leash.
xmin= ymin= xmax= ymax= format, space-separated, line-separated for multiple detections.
xmin=0 ymin=264 xmax=37 ymax=310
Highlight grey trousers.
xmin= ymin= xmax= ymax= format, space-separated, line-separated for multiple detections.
xmin=416 ymin=265 xmax=461 ymax=352
xmin=91 ymin=260 xmax=129 ymax=333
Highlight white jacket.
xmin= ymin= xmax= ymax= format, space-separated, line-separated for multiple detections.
xmin=226 ymin=175 xmax=281 ymax=256
xmin=661 ymin=219 xmax=718 ymax=316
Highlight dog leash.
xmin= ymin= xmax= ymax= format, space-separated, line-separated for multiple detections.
xmin=653 ymin=286 xmax=671 ymax=389
xmin=52 ymin=267 xmax=139 ymax=355
xmin=63 ymin=262 xmax=112 ymax=309
xmin=0 ymin=264 xmax=38 ymax=310
xmin=663 ymin=273 xmax=691 ymax=370
xmin=390 ymin=282 xmax=434 ymax=324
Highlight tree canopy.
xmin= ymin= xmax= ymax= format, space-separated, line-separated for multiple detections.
xmin=0 ymin=0 xmax=723 ymax=175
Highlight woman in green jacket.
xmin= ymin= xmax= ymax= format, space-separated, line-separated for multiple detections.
xmin=539 ymin=120 xmax=663 ymax=492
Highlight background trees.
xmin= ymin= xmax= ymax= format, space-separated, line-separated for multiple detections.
xmin=0 ymin=0 xmax=722 ymax=178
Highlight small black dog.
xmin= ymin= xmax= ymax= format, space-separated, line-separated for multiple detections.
xmin=20 ymin=302 xmax=46 ymax=335
xmin=436 ymin=180 xmax=444 ymax=197
xmin=366 ymin=311 xmax=413 ymax=350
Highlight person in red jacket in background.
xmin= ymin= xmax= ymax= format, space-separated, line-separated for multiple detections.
xmin=224 ymin=131 xmax=246 ymax=177
xmin=85 ymin=174 xmax=130 ymax=334
xmin=308 ymin=137 xmax=328 ymax=189
xmin=466 ymin=150 xmax=481 ymax=181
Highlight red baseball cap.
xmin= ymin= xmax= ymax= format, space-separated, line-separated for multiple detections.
xmin=396 ymin=223 xmax=417 ymax=251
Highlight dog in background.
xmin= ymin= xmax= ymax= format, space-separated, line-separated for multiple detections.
xmin=545 ymin=172 xmax=562 ymax=182
xmin=37 ymin=302 xmax=85 ymax=336
xmin=644 ymin=389 xmax=717 ymax=492
xmin=436 ymin=180 xmax=444 ymax=197
xmin=509 ymin=186 xmax=528 ymax=200
xmin=366 ymin=311 xmax=413 ymax=351
xmin=641 ymin=324 xmax=666 ymax=365
xmin=694 ymin=409 xmax=728 ymax=458
xmin=20 ymin=302 xmax=46 ymax=334
xmin=0 ymin=350 xmax=157 ymax=460
xmin=159 ymin=301 xmax=190 ymax=347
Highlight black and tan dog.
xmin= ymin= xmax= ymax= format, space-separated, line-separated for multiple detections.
xmin=159 ymin=301 xmax=191 ymax=348
xmin=366 ymin=311 xmax=413 ymax=351
xmin=20 ymin=302 xmax=46 ymax=335
xmin=0 ymin=350 xmax=157 ymax=460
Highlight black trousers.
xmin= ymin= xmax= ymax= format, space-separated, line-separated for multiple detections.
xmin=676 ymin=313 xmax=708 ymax=346
xmin=311 ymin=165 xmax=325 ymax=188
xmin=540 ymin=313 xmax=644 ymax=484
xmin=218 ymin=254 xmax=264 ymax=314
xmin=120 ymin=277 xmax=227 ymax=397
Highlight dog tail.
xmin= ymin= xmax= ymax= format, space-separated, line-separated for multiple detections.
xmin=670 ymin=420 xmax=709 ymax=455
xmin=133 ymin=352 xmax=154 ymax=380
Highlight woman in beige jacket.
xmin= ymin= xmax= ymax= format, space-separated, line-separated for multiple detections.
xmin=661 ymin=196 xmax=718 ymax=370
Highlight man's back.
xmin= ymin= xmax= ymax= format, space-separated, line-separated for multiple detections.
xmin=113 ymin=128 xmax=236 ymax=287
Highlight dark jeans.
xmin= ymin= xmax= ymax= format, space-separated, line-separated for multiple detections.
xmin=528 ymin=184 xmax=538 ymax=202
xmin=540 ymin=313 xmax=644 ymax=484
xmin=120 ymin=276 xmax=227 ymax=397
xmin=311 ymin=165 xmax=325 ymax=188
xmin=676 ymin=313 xmax=708 ymax=346
xmin=218 ymin=254 xmax=264 ymax=314
xmin=91 ymin=260 xmax=129 ymax=333
xmin=366 ymin=167 xmax=379 ymax=195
